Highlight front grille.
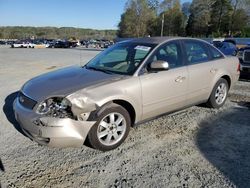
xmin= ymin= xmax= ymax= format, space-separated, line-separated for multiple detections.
xmin=18 ymin=92 xmax=37 ymax=110
xmin=242 ymin=68 xmax=250 ymax=72
xmin=243 ymin=50 xmax=250 ymax=63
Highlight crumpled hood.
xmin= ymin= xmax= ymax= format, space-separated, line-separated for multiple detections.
xmin=21 ymin=66 xmax=124 ymax=102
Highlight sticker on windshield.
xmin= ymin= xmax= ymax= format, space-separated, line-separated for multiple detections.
xmin=135 ymin=46 xmax=151 ymax=51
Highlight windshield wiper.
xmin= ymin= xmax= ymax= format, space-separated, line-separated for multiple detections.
xmin=85 ymin=66 xmax=114 ymax=74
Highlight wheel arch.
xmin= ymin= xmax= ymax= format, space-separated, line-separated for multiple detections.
xmin=221 ymin=75 xmax=231 ymax=89
xmin=208 ymin=73 xmax=232 ymax=101
xmin=88 ymin=98 xmax=137 ymax=126
xmin=112 ymin=99 xmax=136 ymax=126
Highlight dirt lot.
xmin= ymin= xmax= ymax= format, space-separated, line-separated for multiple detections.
xmin=0 ymin=46 xmax=250 ymax=188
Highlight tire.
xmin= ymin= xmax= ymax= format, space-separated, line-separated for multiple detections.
xmin=87 ymin=103 xmax=131 ymax=151
xmin=206 ymin=78 xmax=229 ymax=108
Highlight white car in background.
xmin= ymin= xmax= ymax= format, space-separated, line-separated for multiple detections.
xmin=11 ymin=40 xmax=35 ymax=48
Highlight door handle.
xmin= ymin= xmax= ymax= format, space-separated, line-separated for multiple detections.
xmin=210 ymin=68 xmax=218 ymax=73
xmin=175 ymin=76 xmax=186 ymax=83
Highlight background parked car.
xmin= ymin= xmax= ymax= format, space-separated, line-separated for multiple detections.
xmin=213 ymin=39 xmax=238 ymax=56
xmin=33 ymin=41 xmax=49 ymax=48
xmin=11 ymin=40 xmax=35 ymax=48
xmin=6 ymin=40 xmax=15 ymax=45
xmin=0 ymin=41 xmax=6 ymax=45
xmin=49 ymin=40 xmax=77 ymax=48
xmin=238 ymin=43 xmax=250 ymax=78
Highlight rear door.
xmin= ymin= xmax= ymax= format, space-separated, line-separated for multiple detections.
xmin=139 ymin=41 xmax=188 ymax=120
xmin=182 ymin=40 xmax=222 ymax=105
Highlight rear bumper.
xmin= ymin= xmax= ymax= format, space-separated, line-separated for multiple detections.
xmin=13 ymin=99 xmax=96 ymax=148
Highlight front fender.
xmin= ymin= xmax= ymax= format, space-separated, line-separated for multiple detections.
xmin=66 ymin=77 xmax=142 ymax=123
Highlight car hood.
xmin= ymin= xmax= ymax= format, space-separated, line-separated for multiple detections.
xmin=21 ymin=66 xmax=125 ymax=102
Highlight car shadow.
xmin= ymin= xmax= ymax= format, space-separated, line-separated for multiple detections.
xmin=0 ymin=158 xmax=4 ymax=188
xmin=196 ymin=102 xmax=250 ymax=188
xmin=3 ymin=91 xmax=27 ymax=137
xmin=0 ymin=158 xmax=4 ymax=172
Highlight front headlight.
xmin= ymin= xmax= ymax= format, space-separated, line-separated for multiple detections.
xmin=36 ymin=97 xmax=73 ymax=118
xmin=37 ymin=101 xmax=50 ymax=114
xmin=238 ymin=51 xmax=243 ymax=59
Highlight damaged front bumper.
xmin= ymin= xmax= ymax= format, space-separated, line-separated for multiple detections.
xmin=13 ymin=99 xmax=96 ymax=148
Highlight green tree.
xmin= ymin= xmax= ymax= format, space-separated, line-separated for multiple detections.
xmin=210 ymin=0 xmax=233 ymax=36
xmin=181 ymin=2 xmax=191 ymax=35
xmin=158 ymin=0 xmax=185 ymax=36
xmin=230 ymin=0 xmax=250 ymax=35
xmin=0 ymin=26 xmax=116 ymax=40
xmin=186 ymin=0 xmax=250 ymax=37
xmin=186 ymin=0 xmax=213 ymax=37
xmin=117 ymin=0 xmax=157 ymax=37
xmin=231 ymin=9 xmax=249 ymax=35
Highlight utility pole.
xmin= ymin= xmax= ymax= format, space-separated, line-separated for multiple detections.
xmin=161 ymin=13 xmax=165 ymax=37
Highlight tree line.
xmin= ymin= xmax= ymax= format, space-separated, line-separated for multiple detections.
xmin=117 ymin=0 xmax=250 ymax=38
xmin=0 ymin=26 xmax=116 ymax=40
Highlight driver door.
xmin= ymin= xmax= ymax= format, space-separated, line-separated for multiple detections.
xmin=139 ymin=41 xmax=188 ymax=120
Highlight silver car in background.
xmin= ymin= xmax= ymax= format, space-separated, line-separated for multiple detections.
xmin=13 ymin=37 xmax=240 ymax=151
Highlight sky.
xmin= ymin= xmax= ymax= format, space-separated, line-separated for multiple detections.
xmin=0 ymin=0 xmax=191 ymax=30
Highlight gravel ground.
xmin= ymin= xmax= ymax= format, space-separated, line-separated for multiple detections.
xmin=0 ymin=46 xmax=250 ymax=188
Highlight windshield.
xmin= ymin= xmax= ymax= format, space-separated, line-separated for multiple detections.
xmin=85 ymin=42 xmax=156 ymax=75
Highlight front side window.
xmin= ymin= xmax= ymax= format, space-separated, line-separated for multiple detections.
xmin=184 ymin=41 xmax=210 ymax=64
xmin=86 ymin=42 xmax=155 ymax=75
xmin=148 ymin=41 xmax=182 ymax=69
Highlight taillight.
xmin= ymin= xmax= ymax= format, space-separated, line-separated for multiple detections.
xmin=237 ymin=63 xmax=240 ymax=72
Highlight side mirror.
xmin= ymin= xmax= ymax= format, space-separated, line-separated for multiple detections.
xmin=149 ymin=60 xmax=169 ymax=71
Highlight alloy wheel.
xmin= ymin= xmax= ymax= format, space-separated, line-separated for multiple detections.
xmin=215 ymin=83 xmax=227 ymax=105
xmin=97 ymin=112 xmax=126 ymax=146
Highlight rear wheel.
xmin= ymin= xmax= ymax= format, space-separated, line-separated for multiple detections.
xmin=87 ymin=103 xmax=130 ymax=151
xmin=206 ymin=78 xmax=229 ymax=108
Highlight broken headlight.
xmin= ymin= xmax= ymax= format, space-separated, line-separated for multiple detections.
xmin=36 ymin=97 xmax=73 ymax=118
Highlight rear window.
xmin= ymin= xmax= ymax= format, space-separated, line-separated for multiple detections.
xmin=208 ymin=45 xmax=224 ymax=59
xmin=213 ymin=41 xmax=223 ymax=48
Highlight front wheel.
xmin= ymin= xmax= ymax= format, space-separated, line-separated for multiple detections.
xmin=87 ymin=103 xmax=131 ymax=151
xmin=206 ymin=78 xmax=229 ymax=108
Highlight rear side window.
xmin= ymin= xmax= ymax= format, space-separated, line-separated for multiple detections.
xmin=184 ymin=41 xmax=210 ymax=64
xmin=228 ymin=42 xmax=235 ymax=48
xmin=208 ymin=45 xmax=224 ymax=59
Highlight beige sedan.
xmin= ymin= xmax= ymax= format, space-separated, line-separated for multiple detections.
xmin=13 ymin=37 xmax=240 ymax=151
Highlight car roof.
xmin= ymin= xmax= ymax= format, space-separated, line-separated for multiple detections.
xmin=127 ymin=37 xmax=202 ymax=45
